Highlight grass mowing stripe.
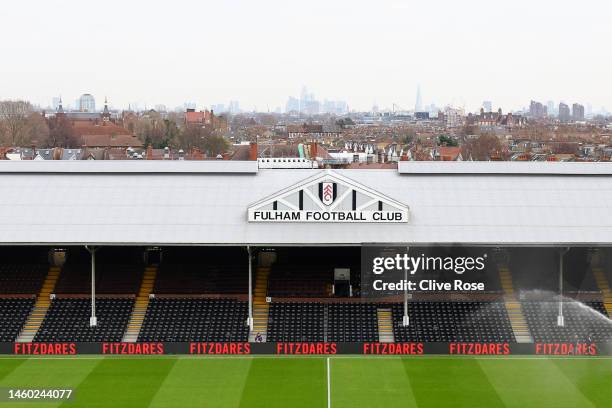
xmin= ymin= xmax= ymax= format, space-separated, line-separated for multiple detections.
xmin=239 ymin=358 xmax=326 ymax=408
xmin=0 ymin=357 xmax=101 ymax=408
xmin=61 ymin=357 xmax=178 ymax=408
xmin=402 ymin=357 xmax=505 ymax=408
xmin=552 ymin=358 xmax=612 ymax=408
xmin=0 ymin=358 xmax=27 ymax=382
xmin=479 ymin=357 xmax=595 ymax=408
xmin=149 ymin=358 xmax=252 ymax=408
xmin=331 ymin=357 xmax=418 ymax=408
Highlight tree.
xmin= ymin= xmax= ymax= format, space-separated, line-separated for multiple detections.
xmin=133 ymin=115 xmax=180 ymax=148
xmin=0 ymin=100 xmax=34 ymax=146
xmin=176 ymin=126 xmax=229 ymax=157
xmin=438 ymin=135 xmax=458 ymax=147
xmin=462 ymin=133 xmax=502 ymax=161
xmin=26 ymin=113 xmax=49 ymax=146
xmin=45 ymin=115 xmax=77 ymax=148
xmin=203 ymin=134 xmax=230 ymax=156
xmin=398 ymin=128 xmax=416 ymax=146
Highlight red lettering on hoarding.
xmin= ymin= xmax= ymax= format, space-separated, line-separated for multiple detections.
xmin=101 ymin=343 xmax=164 ymax=355
xmin=448 ymin=343 xmax=510 ymax=355
xmin=13 ymin=343 xmax=76 ymax=355
xmin=189 ymin=342 xmax=251 ymax=355
xmin=535 ymin=343 xmax=597 ymax=355
xmin=275 ymin=342 xmax=337 ymax=355
xmin=362 ymin=343 xmax=424 ymax=355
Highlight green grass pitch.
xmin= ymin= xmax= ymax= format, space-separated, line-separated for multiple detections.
xmin=0 ymin=356 xmax=610 ymax=407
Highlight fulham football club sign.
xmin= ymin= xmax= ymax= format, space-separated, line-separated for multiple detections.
xmin=247 ymin=170 xmax=409 ymax=223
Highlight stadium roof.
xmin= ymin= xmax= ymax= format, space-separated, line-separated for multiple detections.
xmin=0 ymin=161 xmax=611 ymax=246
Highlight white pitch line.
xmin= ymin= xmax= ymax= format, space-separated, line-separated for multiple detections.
xmin=327 ymin=357 xmax=331 ymax=408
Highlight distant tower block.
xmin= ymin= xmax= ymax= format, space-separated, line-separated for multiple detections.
xmin=415 ymin=85 xmax=423 ymax=112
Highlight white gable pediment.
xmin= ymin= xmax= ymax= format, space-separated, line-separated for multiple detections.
xmin=248 ymin=170 xmax=409 ymax=223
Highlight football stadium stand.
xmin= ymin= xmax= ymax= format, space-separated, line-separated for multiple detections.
xmin=154 ymin=248 xmax=248 ymax=294
xmin=328 ymin=303 xmax=379 ymax=342
xmin=0 ymin=264 xmax=48 ymax=294
xmin=0 ymin=162 xmax=611 ymax=354
xmin=522 ymin=301 xmax=612 ymax=342
xmin=34 ymin=298 xmax=134 ymax=342
xmin=267 ymin=302 xmax=325 ymax=342
xmin=391 ymin=302 xmax=516 ymax=342
xmin=137 ymin=298 xmax=249 ymax=342
xmin=0 ymin=298 xmax=35 ymax=341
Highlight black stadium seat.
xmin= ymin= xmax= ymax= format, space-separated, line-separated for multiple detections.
xmin=138 ymin=298 xmax=249 ymax=342
xmin=328 ymin=303 xmax=379 ymax=342
xmin=392 ymin=302 xmax=516 ymax=343
xmin=34 ymin=298 xmax=134 ymax=342
xmin=522 ymin=301 xmax=612 ymax=342
xmin=0 ymin=298 xmax=35 ymax=341
xmin=267 ymin=302 xmax=324 ymax=342
xmin=0 ymin=264 xmax=47 ymax=294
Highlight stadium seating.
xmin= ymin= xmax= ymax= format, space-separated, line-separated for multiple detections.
xmin=0 ymin=264 xmax=48 ymax=294
xmin=268 ymin=266 xmax=331 ymax=297
xmin=267 ymin=247 xmax=360 ymax=298
xmin=392 ymin=302 xmax=516 ymax=342
xmin=138 ymin=298 xmax=249 ymax=342
xmin=0 ymin=298 xmax=35 ymax=341
xmin=34 ymin=298 xmax=134 ymax=342
xmin=55 ymin=264 xmax=143 ymax=294
xmin=267 ymin=302 xmax=325 ymax=341
xmin=522 ymin=301 xmax=612 ymax=342
xmin=153 ymin=247 xmax=249 ymax=295
xmin=154 ymin=265 xmax=247 ymax=294
xmin=327 ymin=303 xmax=379 ymax=342
xmin=509 ymin=247 xmax=600 ymax=293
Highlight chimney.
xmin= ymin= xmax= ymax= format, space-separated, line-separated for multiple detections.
xmin=310 ymin=142 xmax=318 ymax=159
xmin=190 ymin=147 xmax=203 ymax=160
xmin=249 ymin=142 xmax=258 ymax=161
xmin=146 ymin=144 xmax=153 ymax=160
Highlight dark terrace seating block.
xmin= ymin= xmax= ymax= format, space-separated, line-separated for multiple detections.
xmin=138 ymin=298 xmax=249 ymax=342
xmin=0 ymin=298 xmax=35 ymax=341
xmin=267 ymin=302 xmax=325 ymax=342
xmin=34 ymin=298 xmax=133 ymax=342
xmin=522 ymin=301 xmax=612 ymax=343
xmin=391 ymin=302 xmax=516 ymax=343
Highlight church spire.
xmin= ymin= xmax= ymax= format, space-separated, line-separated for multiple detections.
xmin=101 ymin=97 xmax=111 ymax=123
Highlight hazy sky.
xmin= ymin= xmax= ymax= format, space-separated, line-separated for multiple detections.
xmin=1 ymin=0 xmax=610 ymax=112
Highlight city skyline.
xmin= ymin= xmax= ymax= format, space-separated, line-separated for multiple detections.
xmin=39 ymin=90 xmax=607 ymax=117
xmin=1 ymin=0 xmax=611 ymax=112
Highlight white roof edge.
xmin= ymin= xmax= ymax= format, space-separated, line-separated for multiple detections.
xmin=0 ymin=160 xmax=259 ymax=174
xmin=398 ymin=161 xmax=612 ymax=175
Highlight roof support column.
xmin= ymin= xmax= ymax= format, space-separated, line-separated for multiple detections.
xmin=85 ymin=245 xmax=98 ymax=327
xmin=246 ymin=246 xmax=254 ymax=331
xmin=402 ymin=246 xmax=410 ymax=327
xmin=557 ymin=247 xmax=569 ymax=327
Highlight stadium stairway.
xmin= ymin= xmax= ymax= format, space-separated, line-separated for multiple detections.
xmin=249 ymin=267 xmax=270 ymax=342
xmin=122 ymin=266 xmax=157 ymax=342
xmin=377 ymin=308 xmax=394 ymax=342
xmin=593 ymin=267 xmax=612 ymax=317
xmin=499 ymin=265 xmax=533 ymax=343
xmin=16 ymin=266 xmax=61 ymax=342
